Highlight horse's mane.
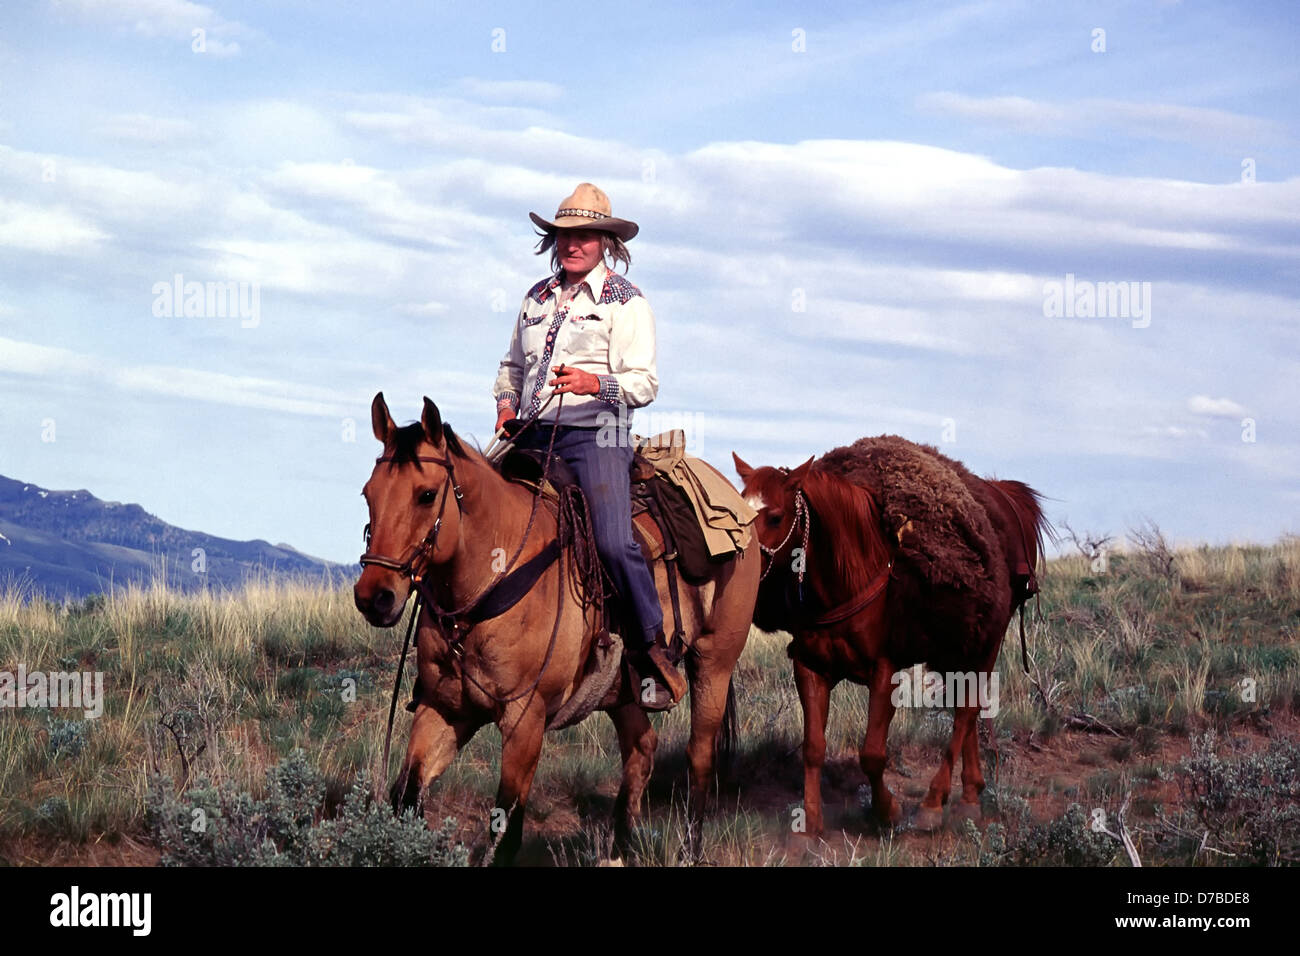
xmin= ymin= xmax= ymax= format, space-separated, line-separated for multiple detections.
xmin=386 ymin=421 xmax=478 ymax=467
xmin=801 ymin=466 xmax=893 ymax=591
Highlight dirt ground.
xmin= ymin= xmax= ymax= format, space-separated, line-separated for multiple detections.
xmin=11 ymin=709 xmax=1293 ymax=868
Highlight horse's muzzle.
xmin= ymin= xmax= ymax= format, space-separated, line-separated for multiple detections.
xmin=354 ymin=575 xmax=405 ymax=628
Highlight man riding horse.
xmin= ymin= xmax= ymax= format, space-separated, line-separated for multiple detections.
xmin=492 ymin=182 xmax=687 ymax=708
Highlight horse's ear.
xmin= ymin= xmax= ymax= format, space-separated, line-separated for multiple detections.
xmin=732 ymin=452 xmax=753 ymax=482
xmin=371 ymin=392 xmax=396 ymax=444
xmin=786 ymin=455 xmax=815 ymax=487
xmin=421 ymin=397 xmax=445 ymax=448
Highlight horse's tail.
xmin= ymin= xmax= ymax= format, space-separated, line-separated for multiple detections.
xmin=718 ymin=677 xmax=739 ymax=779
xmin=988 ymin=480 xmax=1057 ymax=672
xmin=988 ymin=479 xmax=1056 ymax=588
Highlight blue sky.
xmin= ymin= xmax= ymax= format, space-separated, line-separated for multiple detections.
xmin=1 ymin=0 xmax=1297 ymax=565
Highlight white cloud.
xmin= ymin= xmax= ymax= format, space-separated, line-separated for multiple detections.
xmin=1188 ymin=395 xmax=1248 ymax=418
xmin=918 ymin=92 xmax=1283 ymax=144
xmin=1141 ymin=424 xmax=1209 ymax=440
xmin=680 ymin=138 xmax=1300 ymax=256
xmin=0 ymin=198 xmax=108 ymax=253
xmin=54 ymin=0 xmax=253 ymax=56
xmin=802 ymin=300 xmax=983 ymax=355
xmin=0 ymin=334 xmax=359 ymax=418
xmin=341 ymin=96 xmax=636 ymax=174
xmin=94 ymin=112 xmax=201 ymax=145
xmin=450 ymin=78 xmax=564 ymax=104
xmin=261 ymin=160 xmax=499 ymax=245
xmin=198 ymin=234 xmax=412 ymax=296
xmin=395 ymin=301 xmax=449 ymax=317
xmin=918 ymin=92 xmax=1068 ymax=129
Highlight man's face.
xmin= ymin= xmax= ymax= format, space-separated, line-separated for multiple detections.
xmin=556 ymin=228 xmax=604 ymax=277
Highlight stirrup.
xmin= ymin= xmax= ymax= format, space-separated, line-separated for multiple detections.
xmin=624 ymin=649 xmax=678 ymax=712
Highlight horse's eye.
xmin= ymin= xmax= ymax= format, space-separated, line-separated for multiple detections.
xmin=766 ymin=512 xmax=783 ymax=527
xmin=418 ymin=489 xmax=438 ymax=505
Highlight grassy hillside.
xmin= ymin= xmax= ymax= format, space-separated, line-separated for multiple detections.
xmin=1 ymin=538 xmax=1296 ymax=866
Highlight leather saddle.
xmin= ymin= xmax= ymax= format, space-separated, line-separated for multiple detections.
xmin=498 ymin=446 xmax=713 ymax=654
xmin=498 ymin=446 xmax=672 ymax=573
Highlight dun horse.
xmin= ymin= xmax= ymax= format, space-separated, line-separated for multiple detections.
xmin=734 ymin=442 xmax=1050 ymax=835
xmin=354 ymin=394 xmax=759 ymax=863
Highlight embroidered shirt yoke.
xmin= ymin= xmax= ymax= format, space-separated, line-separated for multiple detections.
xmin=492 ymin=259 xmax=658 ymax=427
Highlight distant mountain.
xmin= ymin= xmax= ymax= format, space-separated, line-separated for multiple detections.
xmin=0 ymin=475 xmax=358 ymax=601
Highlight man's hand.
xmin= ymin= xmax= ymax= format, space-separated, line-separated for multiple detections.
xmin=549 ymin=364 xmax=600 ymax=396
xmin=495 ymin=407 xmax=516 ymax=432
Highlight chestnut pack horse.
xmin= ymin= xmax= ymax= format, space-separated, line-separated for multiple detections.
xmin=354 ymin=394 xmax=759 ymax=863
xmin=734 ymin=443 xmax=1050 ymax=835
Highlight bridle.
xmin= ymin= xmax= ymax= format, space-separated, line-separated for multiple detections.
xmin=755 ymin=469 xmax=892 ymax=628
xmin=360 ymin=445 xmax=558 ymax=684
xmin=360 ymin=390 xmax=564 ymax=601
xmin=360 ymin=453 xmax=462 ymax=578
xmin=758 ymin=487 xmax=809 ymax=585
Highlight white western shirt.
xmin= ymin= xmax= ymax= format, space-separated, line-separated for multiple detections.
xmin=492 ymin=259 xmax=658 ymax=427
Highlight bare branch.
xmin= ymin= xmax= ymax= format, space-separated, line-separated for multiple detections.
xmin=1059 ymin=519 xmax=1114 ymax=562
xmin=1097 ymin=791 xmax=1143 ymax=867
xmin=1128 ymin=517 xmax=1176 ymax=581
xmin=1064 ymin=712 xmax=1124 ymax=737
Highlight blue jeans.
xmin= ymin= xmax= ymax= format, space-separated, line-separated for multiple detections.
xmin=514 ymin=423 xmax=663 ymax=646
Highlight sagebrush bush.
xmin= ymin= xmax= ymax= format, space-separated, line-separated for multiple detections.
xmin=45 ymin=716 xmax=90 ymax=760
xmin=955 ymin=799 xmax=1118 ymax=866
xmin=145 ymin=750 xmax=467 ymax=866
xmin=1173 ymin=732 xmax=1300 ymax=865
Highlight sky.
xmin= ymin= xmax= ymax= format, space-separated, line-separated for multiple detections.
xmin=0 ymin=0 xmax=1297 ymax=565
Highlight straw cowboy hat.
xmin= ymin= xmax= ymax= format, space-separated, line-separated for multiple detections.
xmin=530 ymin=182 xmax=639 ymax=242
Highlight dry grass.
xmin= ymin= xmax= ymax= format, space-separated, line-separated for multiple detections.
xmin=1 ymin=537 xmax=1297 ymax=866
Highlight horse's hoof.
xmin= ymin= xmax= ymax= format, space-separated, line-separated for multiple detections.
xmin=872 ymin=800 xmax=903 ymax=829
xmin=914 ymin=805 xmax=944 ymax=832
xmin=391 ymin=787 xmax=420 ymax=817
xmin=950 ymin=801 xmax=981 ymax=824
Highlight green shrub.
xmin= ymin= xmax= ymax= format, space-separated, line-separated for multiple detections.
xmin=145 ymin=749 xmax=467 ymax=866
xmin=1173 ymin=732 xmax=1300 ymax=865
xmin=46 ymin=717 xmax=89 ymax=760
xmin=958 ymin=800 xmax=1117 ymax=866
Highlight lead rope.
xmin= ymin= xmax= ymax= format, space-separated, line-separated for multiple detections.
xmin=758 ymin=491 xmax=807 ymax=583
xmin=378 ymin=450 xmax=458 ymax=798
xmin=382 ymin=591 xmax=422 ymax=796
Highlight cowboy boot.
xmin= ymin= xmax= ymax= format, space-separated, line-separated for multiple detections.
xmin=620 ymin=645 xmax=668 ymax=711
xmin=637 ymin=631 xmax=688 ymax=704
